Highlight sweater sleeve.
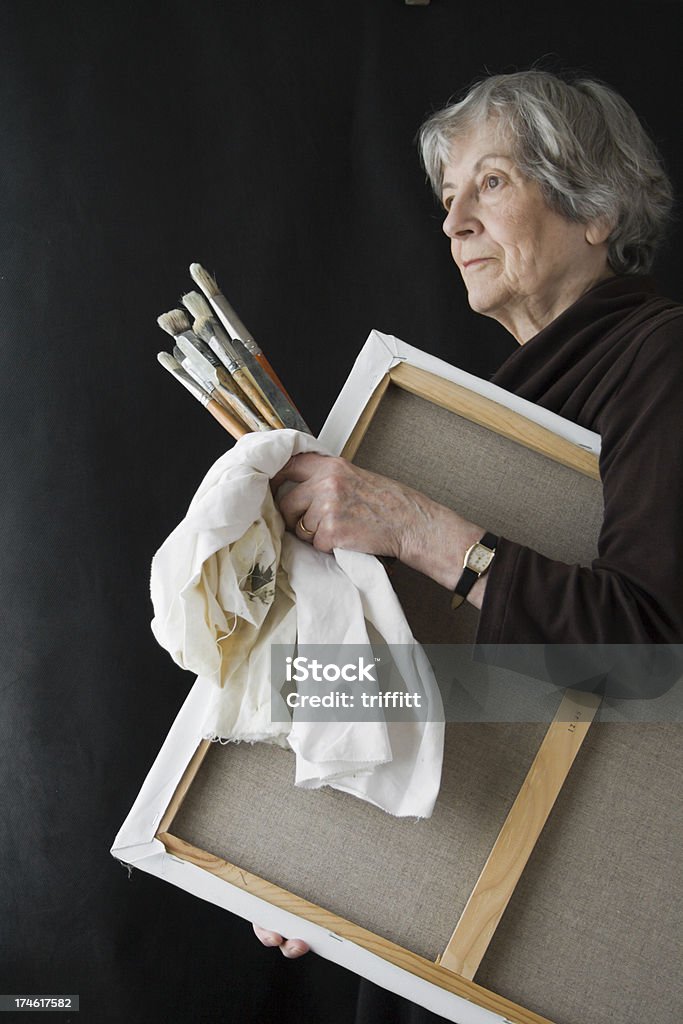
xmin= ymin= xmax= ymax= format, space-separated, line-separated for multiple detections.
xmin=475 ymin=318 xmax=683 ymax=643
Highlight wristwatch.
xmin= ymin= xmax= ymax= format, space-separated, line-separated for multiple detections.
xmin=450 ymin=532 xmax=498 ymax=610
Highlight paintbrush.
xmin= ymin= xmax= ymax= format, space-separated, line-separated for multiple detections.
xmin=194 ymin=310 xmax=310 ymax=434
xmin=188 ymin=264 xmax=310 ymax=431
xmin=182 ymin=289 xmax=309 ymax=432
xmin=157 ymin=352 xmax=249 ymax=440
xmin=171 ymin=344 xmax=258 ymax=434
xmin=157 ymin=310 xmax=271 ymax=432
xmin=182 ymin=290 xmax=301 ymax=431
xmin=193 ymin=315 xmax=282 ymax=429
xmin=162 ymin=305 xmax=280 ymax=430
xmin=174 ymin=335 xmax=270 ymax=433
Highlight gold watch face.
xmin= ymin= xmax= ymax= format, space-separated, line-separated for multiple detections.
xmin=466 ymin=542 xmax=495 ymax=575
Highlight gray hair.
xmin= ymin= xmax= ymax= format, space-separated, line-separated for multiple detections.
xmin=418 ymin=70 xmax=674 ymax=275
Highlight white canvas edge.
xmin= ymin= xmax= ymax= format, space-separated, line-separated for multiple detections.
xmin=318 ymin=329 xmax=600 ymax=457
xmin=111 ymin=329 xmax=597 ymax=1023
xmin=118 ymin=857 xmax=508 ymax=1024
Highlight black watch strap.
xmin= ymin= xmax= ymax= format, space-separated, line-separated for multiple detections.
xmin=451 ymin=532 xmax=498 ymax=611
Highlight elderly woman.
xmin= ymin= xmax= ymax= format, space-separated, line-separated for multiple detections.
xmin=255 ymin=68 xmax=682 ymax=964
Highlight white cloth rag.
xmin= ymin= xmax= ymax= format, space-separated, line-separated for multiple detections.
xmin=150 ymin=429 xmax=444 ymax=817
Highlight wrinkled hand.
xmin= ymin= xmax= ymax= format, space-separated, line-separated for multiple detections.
xmin=252 ymin=924 xmax=309 ymax=958
xmin=271 ymin=453 xmax=427 ymax=561
xmin=271 ymin=452 xmax=487 ymax=602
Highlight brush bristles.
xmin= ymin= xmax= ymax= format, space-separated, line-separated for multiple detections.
xmin=157 ymin=350 xmax=209 ymax=403
xmin=189 ymin=263 xmax=219 ymax=298
xmin=181 ymin=290 xmax=213 ymax=320
xmin=157 ymin=308 xmax=191 ymax=337
xmin=157 ymin=351 xmax=180 ymax=371
xmin=193 ymin=315 xmax=215 ymax=344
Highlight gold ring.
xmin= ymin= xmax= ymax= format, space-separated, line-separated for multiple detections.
xmin=297 ymin=515 xmax=315 ymax=538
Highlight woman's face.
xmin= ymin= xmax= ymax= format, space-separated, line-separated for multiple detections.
xmin=440 ymin=122 xmax=611 ymax=343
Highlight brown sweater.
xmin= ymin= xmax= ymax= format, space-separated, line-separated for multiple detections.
xmin=476 ymin=275 xmax=683 ymax=643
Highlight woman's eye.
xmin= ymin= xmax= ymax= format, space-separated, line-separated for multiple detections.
xmin=483 ymin=174 xmax=501 ymax=190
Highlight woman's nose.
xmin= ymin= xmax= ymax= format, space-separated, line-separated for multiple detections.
xmin=442 ymin=194 xmax=479 ymax=238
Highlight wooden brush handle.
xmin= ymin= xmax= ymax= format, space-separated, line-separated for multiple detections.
xmin=233 ymin=367 xmax=285 ymax=429
xmin=214 ymin=384 xmax=270 ymax=432
xmin=207 ymin=398 xmax=249 ymax=439
xmin=214 ymin=366 xmax=273 ymax=430
xmin=255 ymin=352 xmax=298 ymax=409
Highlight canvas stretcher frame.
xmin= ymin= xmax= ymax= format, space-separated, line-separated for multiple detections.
xmin=112 ymin=331 xmax=611 ymax=1024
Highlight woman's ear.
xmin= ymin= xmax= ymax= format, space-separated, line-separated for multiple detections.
xmin=585 ymin=217 xmax=611 ymax=245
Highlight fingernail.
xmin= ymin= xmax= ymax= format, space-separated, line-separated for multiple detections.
xmin=282 ymin=942 xmax=307 ymax=958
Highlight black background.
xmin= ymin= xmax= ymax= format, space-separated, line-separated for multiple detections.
xmin=1 ymin=2 xmax=681 ymax=1023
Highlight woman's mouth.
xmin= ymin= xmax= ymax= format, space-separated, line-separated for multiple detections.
xmin=463 ymin=258 xmax=493 ymax=269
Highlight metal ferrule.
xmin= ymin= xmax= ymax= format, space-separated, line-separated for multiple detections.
xmin=237 ymin=336 xmax=259 ymax=357
xmin=207 ymin=336 xmax=241 ymax=374
xmin=177 ymin=336 xmax=218 ymax=384
xmin=177 ymin=329 xmax=222 ymax=369
xmin=204 ymin=316 xmax=241 ymax=360
xmin=175 ymin=347 xmax=209 ymax=392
